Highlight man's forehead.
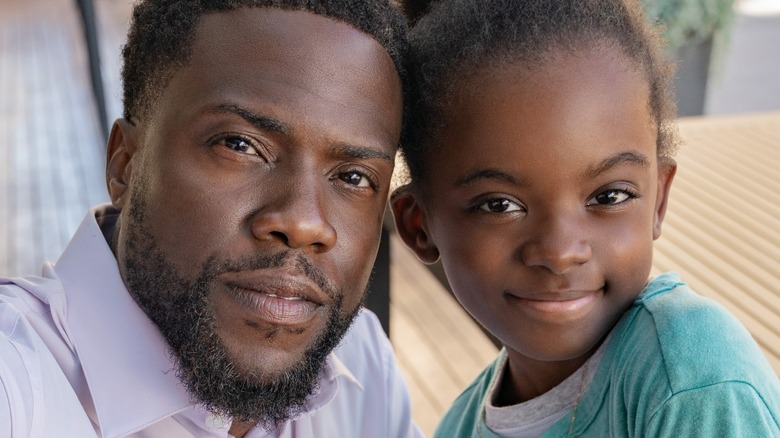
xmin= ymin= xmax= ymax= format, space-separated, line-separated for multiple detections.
xmin=185 ymin=7 xmax=401 ymax=103
xmin=193 ymin=7 xmax=388 ymax=59
xmin=142 ymin=6 xmax=403 ymax=153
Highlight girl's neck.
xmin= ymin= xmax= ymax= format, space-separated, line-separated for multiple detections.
xmin=496 ymin=342 xmax=602 ymax=406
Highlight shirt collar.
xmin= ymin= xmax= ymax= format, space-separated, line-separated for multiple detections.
xmin=53 ymin=205 xmax=360 ymax=436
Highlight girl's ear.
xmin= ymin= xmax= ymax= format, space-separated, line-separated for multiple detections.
xmin=390 ymin=187 xmax=440 ymax=264
xmin=653 ymin=157 xmax=677 ymax=239
xmin=106 ymin=118 xmax=140 ymax=211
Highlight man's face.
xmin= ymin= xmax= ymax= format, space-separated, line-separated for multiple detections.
xmin=107 ymin=7 xmax=402 ymax=424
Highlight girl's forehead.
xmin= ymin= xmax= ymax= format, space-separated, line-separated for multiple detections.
xmin=446 ymin=45 xmax=652 ymax=126
xmin=431 ymin=44 xmax=657 ymax=173
xmin=452 ymin=43 xmax=646 ymax=100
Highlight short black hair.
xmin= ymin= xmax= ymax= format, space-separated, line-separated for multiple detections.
xmin=122 ymin=0 xmax=408 ymax=125
xmin=401 ymin=0 xmax=680 ymax=186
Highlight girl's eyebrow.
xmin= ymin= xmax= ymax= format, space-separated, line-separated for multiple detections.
xmin=454 ymin=168 xmax=530 ymax=188
xmin=583 ymin=151 xmax=649 ymax=178
xmin=453 ymin=151 xmax=650 ymax=188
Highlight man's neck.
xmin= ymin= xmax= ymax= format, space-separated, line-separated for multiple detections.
xmin=228 ymin=420 xmax=255 ymax=438
xmin=95 ymin=205 xmax=121 ymax=256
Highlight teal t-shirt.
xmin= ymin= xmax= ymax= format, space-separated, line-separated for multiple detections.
xmin=434 ymin=272 xmax=780 ymax=437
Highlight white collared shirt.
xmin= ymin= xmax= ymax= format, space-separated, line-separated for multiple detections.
xmin=0 ymin=206 xmax=423 ymax=438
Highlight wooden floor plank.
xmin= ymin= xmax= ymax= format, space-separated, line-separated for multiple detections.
xmin=392 ymin=236 xmax=498 ymax=375
xmin=661 ymin=209 xmax=779 ymax=308
xmin=392 ymin=306 xmax=444 ymax=435
xmin=653 ymin=112 xmax=780 ymax=375
xmin=390 ymin=234 xmax=498 ymax=436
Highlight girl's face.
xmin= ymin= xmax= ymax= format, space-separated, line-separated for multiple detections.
xmin=394 ymin=45 xmax=676 ymax=382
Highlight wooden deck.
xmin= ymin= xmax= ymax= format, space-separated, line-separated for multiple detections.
xmin=652 ymin=112 xmax=780 ymax=373
xmin=390 ymin=112 xmax=780 ymax=436
xmin=389 ymin=233 xmax=499 ymax=434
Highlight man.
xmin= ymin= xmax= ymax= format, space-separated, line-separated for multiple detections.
xmin=0 ymin=1 xmax=420 ymax=437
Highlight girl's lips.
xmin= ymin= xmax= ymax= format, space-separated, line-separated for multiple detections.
xmin=227 ymin=287 xmax=321 ymax=325
xmin=514 ymin=292 xmax=597 ymax=314
xmin=507 ymin=289 xmax=602 ymax=319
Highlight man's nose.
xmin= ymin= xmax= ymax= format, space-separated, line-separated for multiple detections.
xmin=250 ymin=181 xmax=337 ymax=253
xmin=519 ymin=214 xmax=592 ymax=274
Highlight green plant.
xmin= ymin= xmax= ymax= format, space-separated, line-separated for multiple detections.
xmin=642 ymin=0 xmax=736 ymax=50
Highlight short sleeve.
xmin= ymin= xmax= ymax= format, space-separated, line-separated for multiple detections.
xmin=647 ymin=381 xmax=780 ymax=436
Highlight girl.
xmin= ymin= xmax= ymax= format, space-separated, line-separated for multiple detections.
xmin=393 ymin=0 xmax=780 ymax=436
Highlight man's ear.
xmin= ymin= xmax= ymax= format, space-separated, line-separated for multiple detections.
xmin=653 ymin=157 xmax=677 ymax=239
xmin=106 ymin=118 xmax=140 ymax=211
xmin=390 ymin=187 xmax=440 ymax=264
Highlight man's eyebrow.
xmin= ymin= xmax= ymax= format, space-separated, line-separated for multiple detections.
xmin=584 ymin=151 xmax=650 ymax=178
xmin=333 ymin=143 xmax=394 ymax=162
xmin=454 ymin=169 xmax=528 ymax=188
xmin=209 ymin=103 xmax=291 ymax=135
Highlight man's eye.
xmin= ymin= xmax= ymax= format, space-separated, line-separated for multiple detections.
xmin=223 ymin=137 xmax=258 ymax=156
xmin=339 ymin=171 xmax=372 ymax=188
xmin=587 ymin=189 xmax=634 ymax=206
xmin=478 ymin=198 xmax=522 ymax=213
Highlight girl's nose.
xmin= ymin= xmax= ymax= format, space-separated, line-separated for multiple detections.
xmin=519 ymin=217 xmax=592 ymax=274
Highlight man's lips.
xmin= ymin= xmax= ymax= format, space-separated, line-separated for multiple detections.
xmin=220 ymin=274 xmax=328 ymax=325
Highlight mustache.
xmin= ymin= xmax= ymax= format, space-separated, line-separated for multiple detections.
xmin=205 ymin=251 xmax=339 ymax=299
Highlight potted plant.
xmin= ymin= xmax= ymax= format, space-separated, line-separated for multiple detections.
xmin=641 ymin=0 xmax=737 ymax=116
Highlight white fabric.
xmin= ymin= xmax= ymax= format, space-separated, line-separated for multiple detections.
xmin=483 ymin=335 xmax=609 ymax=438
xmin=0 ymin=206 xmax=422 ymax=438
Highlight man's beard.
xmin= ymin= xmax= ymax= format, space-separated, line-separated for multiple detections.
xmin=119 ymin=191 xmax=362 ymax=429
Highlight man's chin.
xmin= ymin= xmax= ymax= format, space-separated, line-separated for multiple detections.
xmin=221 ymin=338 xmax=318 ymax=385
xmin=187 ymin=317 xmax=356 ymax=424
xmin=210 ymin=297 xmax=331 ymax=380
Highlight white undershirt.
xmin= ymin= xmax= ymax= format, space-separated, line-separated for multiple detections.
xmin=484 ymin=336 xmax=609 ymax=438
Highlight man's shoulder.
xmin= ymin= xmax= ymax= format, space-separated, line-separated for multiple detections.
xmin=0 ymin=276 xmax=96 ymax=437
xmin=0 ymin=272 xmax=71 ymax=365
xmin=1 ymin=273 xmax=70 ymax=347
xmin=1 ymin=271 xmax=65 ymax=315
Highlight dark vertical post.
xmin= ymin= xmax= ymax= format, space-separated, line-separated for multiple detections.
xmin=74 ymin=0 xmax=109 ymax=142
xmin=673 ymin=37 xmax=713 ymax=117
xmin=365 ymin=226 xmax=391 ymax=337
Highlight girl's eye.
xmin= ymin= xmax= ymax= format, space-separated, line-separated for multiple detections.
xmin=223 ymin=136 xmax=258 ymax=156
xmin=339 ymin=171 xmax=372 ymax=189
xmin=586 ymin=189 xmax=635 ymax=206
xmin=478 ymin=198 xmax=523 ymax=213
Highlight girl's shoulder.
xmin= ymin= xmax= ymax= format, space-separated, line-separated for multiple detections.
xmin=434 ymin=351 xmax=505 ymax=438
xmin=605 ymin=272 xmax=779 ymax=415
xmin=570 ymin=275 xmax=780 ymax=435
